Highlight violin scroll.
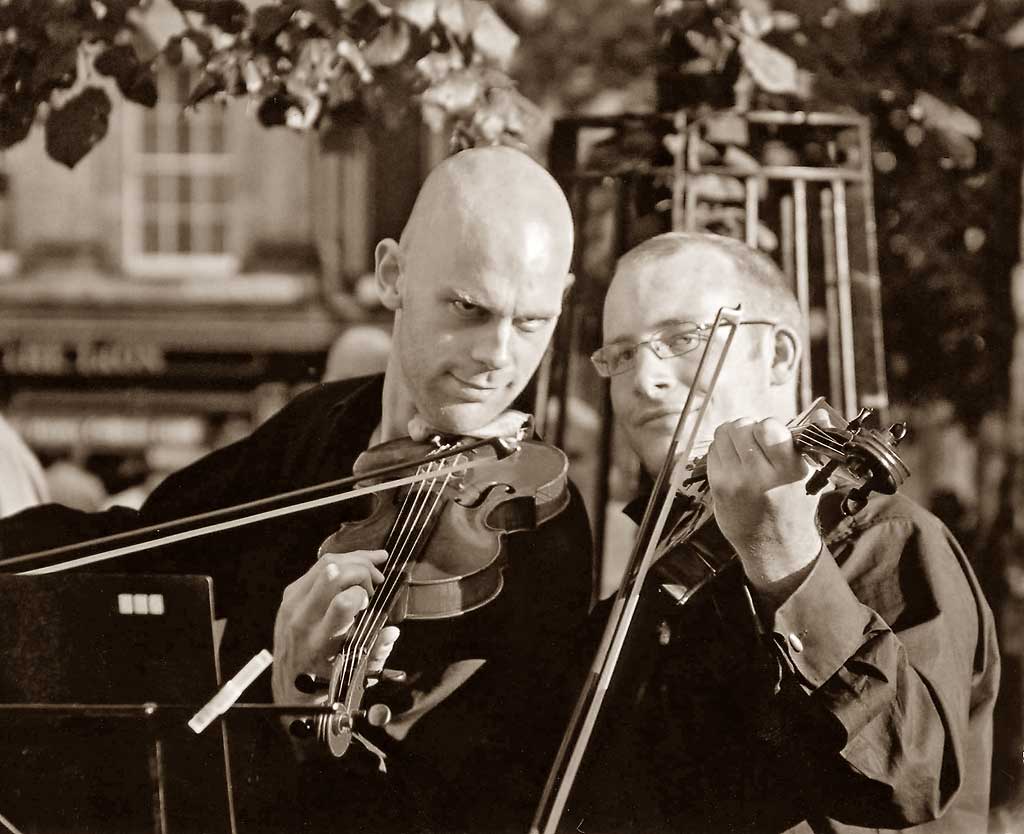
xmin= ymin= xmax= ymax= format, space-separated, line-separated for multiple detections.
xmin=797 ymin=403 xmax=911 ymax=516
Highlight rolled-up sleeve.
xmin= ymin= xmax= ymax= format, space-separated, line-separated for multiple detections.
xmin=753 ymin=501 xmax=998 ymax=829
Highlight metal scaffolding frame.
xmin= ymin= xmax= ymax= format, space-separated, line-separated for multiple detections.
xmin=533 ymin=110 xmax=890 ymax=568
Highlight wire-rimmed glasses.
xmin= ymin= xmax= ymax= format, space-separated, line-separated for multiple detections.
xmin=590 ymin=319 xmax=776 ymax=378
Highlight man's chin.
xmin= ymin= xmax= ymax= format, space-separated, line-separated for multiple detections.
xmin=428 ymin=400 xmax=511 ymax=437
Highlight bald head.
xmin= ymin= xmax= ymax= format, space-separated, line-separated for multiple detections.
xmin=374 ymin=147 xmax=575 ymax=437
xmin=399 ymin=146 xmax=573 ymax=274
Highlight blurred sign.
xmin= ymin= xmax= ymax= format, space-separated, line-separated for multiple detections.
xmin=10 ymin=414 xmax=206 ymax=451
xmin=0 ymin=341 xmax=167 ymax=377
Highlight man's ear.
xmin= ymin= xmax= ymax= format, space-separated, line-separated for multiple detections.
xmin=770 ymin=325 xmax=801 ymax=386
xmin=375 ymin=238 xmax=402 ymax=311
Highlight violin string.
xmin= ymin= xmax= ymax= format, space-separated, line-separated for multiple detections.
xmin=790 ymin=426 xmax=838 ymax=457
xmin=339 ymin=453 xmax=446 ymax=697
xmin=333 ymin=453 xmax=445 ymax=705
xmin=357 ymin=452 xmax=461 ymax=643
xmin=335 ymin=454 xmax=458 ymax=711
xmin=341 ymin=449 xmax=462 ymax=699
xmin=683 ymin=424 xmax=847 ymax=488
xmin=796 ymin=425 xmax=846 ymax=456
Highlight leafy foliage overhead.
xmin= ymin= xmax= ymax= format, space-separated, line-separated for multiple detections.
xmin=0 ymin=0 xmax=534 ymax=168
xmin=649 ymin=0 xmax=1024 ymax=422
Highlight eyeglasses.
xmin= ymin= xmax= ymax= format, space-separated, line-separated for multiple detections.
xmin=590 ymin=319 xmax=777 ymax=378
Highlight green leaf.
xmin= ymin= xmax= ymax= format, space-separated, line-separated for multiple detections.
xmin=125 ymin=69 xmax=158 ymax=107
xmin=164 ymin=34 xmax=184 ymax=66
xmin=469 ymin=4 xmax=518 ymax=68
xmin=393 ymin=0 xmax=436 ymax=30
xmin=94 ymin=44 xmax=139 ymax=88
xmin=186 ymin=72 xmax=224 ymax=107
xmin=363 ymin=19 xmax=411 ymax=66
xmin=296 ymin=0 xmax=339 ymax=30
xmin=736 ymin=34 xmax=801 ymax=96
xmin=252 ymin=4 xmax=295 ymax=43
xmin=185 ymin=29 xmax=214 ymax=59
xmin=31 ymin=43 xmax=78 ymax=92
xmin=45 ymin=86 xmax=111 ymax=168
xmin=206 ymin=0 xmax=250 ymax=34
xmin=0 ymin=97 xmax=36 ymax=151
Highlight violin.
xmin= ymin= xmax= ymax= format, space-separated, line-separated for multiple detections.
xmin=294 ymin=433 xmax=571 ymax=757
xmin=653 ymin=399 xmax=910 ymax=607
xmin=0 ymin=427 xmax=571 ymax=757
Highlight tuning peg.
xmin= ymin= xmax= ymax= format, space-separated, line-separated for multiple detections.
xmin=294 ymin=673 xmax=329 ymax=695
xmin=379 ymin=668 xmax=407 ymax=684
xmin=289 ymin=718 xmax=315 ymax=739
xmin=366 ymin=703 xmax=392 ymax=728
xmin=806 ymin=459 xmax=840 ymax=495
xmin=841 ymin=485 xmax=870 ymax=517
xmin=845 ymin=407 xmax=873 ymax=433
xmin=887 ymin=423 xmax=908 ymax=445
xmin=368 ymin=667 xmax=408 ymax=688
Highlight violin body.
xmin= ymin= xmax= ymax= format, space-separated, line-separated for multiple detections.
xmin=318 ymin=436 xmax=570 ymax=620
xmin=653 ymin=507 xmax=733 ymax=605
xmin=314 ymin=434 xmax=570 ymax=756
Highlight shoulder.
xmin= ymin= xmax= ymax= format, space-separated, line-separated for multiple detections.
xmin=823 ymin=490 xmax=949 ymax=549
xmin=822 ymin=491 xmax=985 ymax=627
xmin=246 ymin=375 xmax=384 ymax=451
xmin=274 ymin=375 xmax=384 ymax=424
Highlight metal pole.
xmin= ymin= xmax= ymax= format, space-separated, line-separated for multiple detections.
xmin=745 ymin=177 xmax=759 ymax=248
xmin=820 ymin=188 xmax=844 ymax=411
xmin=793 ymin=180 xmax=813 ymax=412
xmin=671 ymin=111 xmax=687 ymax=231
xmin=832 ymin=179 xmax=858 ymax=413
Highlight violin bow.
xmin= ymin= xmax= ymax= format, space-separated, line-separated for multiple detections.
xmin=530 ymin=305 xmax=744 ymax=834
xmin=0 ymin=435 xmax=517 ymax=576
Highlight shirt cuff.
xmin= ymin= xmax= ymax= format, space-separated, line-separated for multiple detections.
xmin=767 ymin=546 xmax=878 ymax=689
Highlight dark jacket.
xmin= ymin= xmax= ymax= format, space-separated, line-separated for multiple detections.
xmin=0 ymin=375 xmax=596 ymax=834
xmin=568 ymin=489 xmax=999 ymax=833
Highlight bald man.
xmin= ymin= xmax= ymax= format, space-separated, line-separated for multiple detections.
xmin=565 ymin=232 xmax=998 ymax=833
xmin=0 ymin=148 xmax=595 ymax=834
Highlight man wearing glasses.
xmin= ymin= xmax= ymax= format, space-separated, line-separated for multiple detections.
xmin=568 ymin=231 xmax=998 ymax=833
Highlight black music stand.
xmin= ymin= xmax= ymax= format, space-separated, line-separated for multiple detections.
xmin=0 ymin=573 xmax=235 ymax=834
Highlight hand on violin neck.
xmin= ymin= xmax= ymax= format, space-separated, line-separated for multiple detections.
xmin=271 ymin=549 xmax=389 ymax=706
xmin=407 ymin=409 xmax=531 ymax=442
xmin=706 ymin=417 xmax=823 ymax=593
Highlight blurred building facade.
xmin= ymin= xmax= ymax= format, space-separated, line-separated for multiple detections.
xmin=0 ymin=65 xmax=438 ymax=497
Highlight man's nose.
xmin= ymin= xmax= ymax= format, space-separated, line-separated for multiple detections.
xmin=470 ymin=318 xmax=513 ymax=370
xmin=632 ymin=343 xmax=678 ymax=398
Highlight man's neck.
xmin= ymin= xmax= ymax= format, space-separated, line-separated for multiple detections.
xmin=379 ymin=363 xmax=416 ymax=443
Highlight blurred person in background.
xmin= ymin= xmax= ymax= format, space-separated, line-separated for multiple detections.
xmin=44 ymin=449 xmax=107 ymax=513
xmin=322 ymin=324 xmax=392 ymax=382
xmin=0 ymin=412 xmax=48 ymax=517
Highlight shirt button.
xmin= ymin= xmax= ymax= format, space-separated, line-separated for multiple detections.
xmin=657 ymin=620 xmax=672 ymax=646
xmin=788 ymin=633 xmax=804 ymax=653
